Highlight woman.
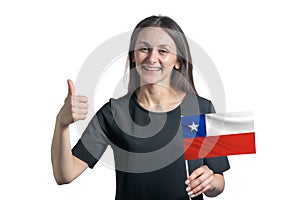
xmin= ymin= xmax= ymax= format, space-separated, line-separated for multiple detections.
xmin=51 ymin=15 xmax=230 ymax=200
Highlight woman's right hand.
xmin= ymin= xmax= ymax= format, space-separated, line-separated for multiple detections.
xmin=56 ymin=79 xmax=89 ymax=127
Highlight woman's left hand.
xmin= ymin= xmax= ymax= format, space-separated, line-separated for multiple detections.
xmin=185 ymin=165 xmax=218 ymax=198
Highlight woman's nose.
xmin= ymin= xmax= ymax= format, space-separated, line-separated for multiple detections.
xmin=148 ymin=49 xmax=158 ymax=64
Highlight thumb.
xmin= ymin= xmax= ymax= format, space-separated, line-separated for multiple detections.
xmin=67 ymin=79 xmax=75 ymax=96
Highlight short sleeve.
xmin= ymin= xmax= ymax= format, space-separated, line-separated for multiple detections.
xmin=204 ymin=156 xmax=230 ymax=174
xmin=72 ymin=103 xmax=111 ymax=168
xmin=207 ymin=100 xmax=216 ymax=114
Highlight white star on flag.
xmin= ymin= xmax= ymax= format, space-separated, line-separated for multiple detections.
xmin=188 ymin=122 xmax=199 ymax=132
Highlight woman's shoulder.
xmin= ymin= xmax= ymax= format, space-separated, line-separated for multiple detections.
xmin=182 ymin=94 xmax=215 ymax=114
xmin=195 ymin=95 xmax=212 ymax=103
xmin=196 ymin=95 xmax=214 ymax=110
xmin=184 ymin=94 xmax=212 ymax=105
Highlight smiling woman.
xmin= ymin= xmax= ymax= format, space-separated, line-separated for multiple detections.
xmin=133 ymin=27 xmax=179 ymax=86
xmin=51 ymin=15 xmax=230 ymax=200
xmin=127 ymin=16 xmax=197 ymax=96
xmin=132 ymin=27 xmax=186 ymax=112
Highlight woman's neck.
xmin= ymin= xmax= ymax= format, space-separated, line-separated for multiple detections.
xmin=135 ymin=84 xmax=186 ymax=112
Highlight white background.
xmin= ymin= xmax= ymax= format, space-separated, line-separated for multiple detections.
xmin=1 ymin=0 xmax=299 ymax=199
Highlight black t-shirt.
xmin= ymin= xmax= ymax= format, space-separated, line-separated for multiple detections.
xmin=72 ymin=94 xmax=230 ymax=200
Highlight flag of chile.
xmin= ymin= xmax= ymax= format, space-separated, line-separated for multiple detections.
xmin=181 ymin=112 xmax=256 ymax=160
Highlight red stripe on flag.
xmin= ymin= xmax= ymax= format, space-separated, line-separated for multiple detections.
xmin=183 ymin=132 xmax=256 ymax=160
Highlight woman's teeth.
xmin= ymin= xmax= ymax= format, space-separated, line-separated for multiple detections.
xmin=143 ymin=65 xmax=161 ymax=71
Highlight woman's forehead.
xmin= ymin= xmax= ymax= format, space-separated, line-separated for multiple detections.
xmin=135 ymin=27 xmax=176 ymax=48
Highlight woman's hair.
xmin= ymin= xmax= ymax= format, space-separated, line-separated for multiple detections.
xmin=127 ymin=15 xmax=197 ymax=95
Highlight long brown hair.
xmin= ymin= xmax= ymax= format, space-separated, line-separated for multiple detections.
xmin=127 ymin=15 xmax=197 ymax=95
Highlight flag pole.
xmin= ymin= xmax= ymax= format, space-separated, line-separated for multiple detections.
xmin=185 ymin=160 xmax=192 ymax=200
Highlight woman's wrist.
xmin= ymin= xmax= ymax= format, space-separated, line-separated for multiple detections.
xmin=55 ymin=114 xmax=69 ymax=131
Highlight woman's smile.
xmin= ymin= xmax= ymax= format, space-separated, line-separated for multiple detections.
xmin=142 ymin=64 xmax=162 ymax=72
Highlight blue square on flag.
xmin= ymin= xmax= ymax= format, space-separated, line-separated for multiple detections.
xmin=181 ymin=114 xmax=207 ymax=138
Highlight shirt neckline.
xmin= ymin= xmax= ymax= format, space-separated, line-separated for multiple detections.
xmin=131 ymin=93 xmax=187 ymax=115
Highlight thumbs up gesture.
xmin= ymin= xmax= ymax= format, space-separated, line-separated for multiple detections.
xmin=57 ymin=79 xmax=89 ymax=127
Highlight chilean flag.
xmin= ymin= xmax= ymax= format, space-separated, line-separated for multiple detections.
xmin=181 ymin=112 xmax=256 ymax=160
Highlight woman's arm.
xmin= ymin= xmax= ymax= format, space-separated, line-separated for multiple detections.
xmin=51 ymin=80 xmax=89 ymax=185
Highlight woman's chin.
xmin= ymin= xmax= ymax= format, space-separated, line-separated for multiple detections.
xmin=140 ymin=81 xmax=158 ymax=86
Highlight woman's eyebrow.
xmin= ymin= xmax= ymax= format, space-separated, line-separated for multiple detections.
xmin=136 ymin=41 xmax=151 ymax=46
xmin=136 ymin=41 xmax=175 ymax=49
xmin=158 ymin=44 xmax=174 ymax=49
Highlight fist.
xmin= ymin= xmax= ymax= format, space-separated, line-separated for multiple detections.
xmin=57 ymin=79 xmax=88 ymax=127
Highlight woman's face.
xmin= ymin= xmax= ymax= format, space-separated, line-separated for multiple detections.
xmin=133 ymin=27 xmax=179 ymax=86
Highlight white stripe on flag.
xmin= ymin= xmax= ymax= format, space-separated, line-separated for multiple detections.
xmin=205 ymin=111 xmax=254 ymax=136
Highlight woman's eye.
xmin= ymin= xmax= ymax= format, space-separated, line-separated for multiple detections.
xmin=139 ymin=47 xmax=149 ymax=52
xmin=159 ymin=49 xmax=168 ymax=54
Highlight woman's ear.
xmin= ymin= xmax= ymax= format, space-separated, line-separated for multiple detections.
xmin=174 ymin=62 xmax=180 ymax=70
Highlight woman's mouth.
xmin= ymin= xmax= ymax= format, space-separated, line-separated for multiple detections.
xmin=142 ymin=65 xmax=161 ymax=71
